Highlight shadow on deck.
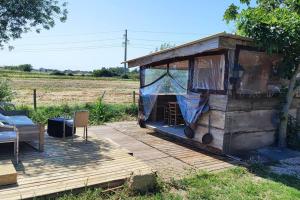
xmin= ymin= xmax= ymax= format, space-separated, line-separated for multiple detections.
xmin=0 ymin=130 xmax=153 ymax=200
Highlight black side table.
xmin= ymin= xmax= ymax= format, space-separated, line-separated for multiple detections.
xmin=47 ymin=117 xmax=75 ymax=138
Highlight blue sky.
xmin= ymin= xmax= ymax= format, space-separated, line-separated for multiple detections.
xmin=0 ymin=0 xmax=239 ymax=71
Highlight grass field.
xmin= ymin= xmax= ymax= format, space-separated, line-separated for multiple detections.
xmin=8 ymin=77 xmax=139 ymax=106
xmin=0 ymin=69 xmax=139 ymax=106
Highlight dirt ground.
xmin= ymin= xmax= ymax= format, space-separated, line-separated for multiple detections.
xmin=10 ymin=78 xmax=139 ymax=106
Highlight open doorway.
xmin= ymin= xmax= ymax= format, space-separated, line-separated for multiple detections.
xmin=147 ymin=94 xmax=187 ymax=138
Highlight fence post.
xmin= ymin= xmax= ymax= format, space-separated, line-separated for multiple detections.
xmin=133 ymin=91 xmax=136 ymax=105
xmin=33 ymin=89 xmax=37 ymax=111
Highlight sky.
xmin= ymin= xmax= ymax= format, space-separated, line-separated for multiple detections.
xmin=0 ymin=0 xmax=239 ymax=71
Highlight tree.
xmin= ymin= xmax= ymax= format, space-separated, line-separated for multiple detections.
xmin=18 ymin=64 xmax=33 ymax=72
xmin=92 ymin=68 xmax=116 ymax=77
xmin=0 ymin=79 xmax=14 ymax=102
xmin=152 ymin=42 xmax=176 ymax=53
xmin=224 ymin=0 xmax=300 ymax=147
xmin=0 ymin=1 xmax=67 ymax=49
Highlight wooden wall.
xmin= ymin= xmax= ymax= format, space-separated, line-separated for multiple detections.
xmin=194 ymin=95 xmax=300 ymax=154
xmin=194 ymin=94 xmax=228 ymax=151
xmin=223 ymin=97 xmax=299 ymax=154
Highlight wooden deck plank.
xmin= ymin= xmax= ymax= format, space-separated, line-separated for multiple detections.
xmin=102 ymin=121 xmax=241 ymax=179
xmin=0 ymin=130 xmax=154 ymax=200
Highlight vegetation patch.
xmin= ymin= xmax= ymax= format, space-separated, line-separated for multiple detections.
xmin=57 ymin=167 xmax=300 ymax=200
xmin=19 ymin=99 xmax=138 ymax=125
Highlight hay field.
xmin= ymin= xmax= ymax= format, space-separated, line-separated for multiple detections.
xmin=9 ymin=78 xmax=139 ymax=106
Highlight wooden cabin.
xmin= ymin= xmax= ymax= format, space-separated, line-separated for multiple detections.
xmin=125 ymin=33 xmax=298 ymax=156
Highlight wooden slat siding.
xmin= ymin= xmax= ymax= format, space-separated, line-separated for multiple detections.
xmin=223 ymin=131 xmax=275 ymax=154
xmin=227 ymin=97 xmax=300 ymax=111
xmin=209 ymin=94 xmax=228 ymax=112
xmin=127 ymin=38 xmax=219 ymax=67
xmin=225 ymin=110 xmax=277 ymax=133
xmin=219 ymin=36 xmax=253 ymax=50
xmin=126 ymin=33 xmax=253 ymax=68
xmin=0 ymin=133 xmax=154 ymax=200
xmin=194 ymin=125 xmax=224 ymax=150
xmin=197 ymin=110 xmax=225 ymax=130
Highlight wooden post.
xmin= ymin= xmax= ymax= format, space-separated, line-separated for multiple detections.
xmin=133 ymin=91 xmax=136 ymax=105
xmin=33 ymin=89 xmax=37 ymax=111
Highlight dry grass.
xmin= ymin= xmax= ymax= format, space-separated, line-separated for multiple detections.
xmin=10 ymin=78 xmax=139 ymax=106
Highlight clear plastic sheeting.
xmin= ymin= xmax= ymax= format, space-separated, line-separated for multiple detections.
xmin=237 ymin=50 xmax=281 ymax=95
xmin=142 ymin=65 xmax=168 ymax=86
xmin=169 ymin=60 xmax=189 ymax=89
xmin=193 ymin=54 xmax=225 ymax=91
xmin=140 ymin=74 xmax=188 ymax=120
xmin=176 ymin=93 xmax=209 ymax=124
xmin=140 ymin=58 xmax=208 ymax=123
xmin=139 ymin=95 xmax=157 ymax=121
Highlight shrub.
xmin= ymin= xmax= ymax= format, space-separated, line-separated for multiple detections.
xmin=121 ymin=74 xmax=129 ymax=79
xmin=0 ymin=79 xmax=14 ymax=102
xmin=92 ymin=68 xmax=116 ymax=77
xmin=23 ymin=102 xmax=138 ymax=125
xmin=50 ymin=70 xmax=65 ymax=76
xmin=18 ymin=64 xmax=33 ymax=72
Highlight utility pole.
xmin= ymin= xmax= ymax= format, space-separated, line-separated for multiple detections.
xmin=123 ymin=29 xmax=128 ymax=75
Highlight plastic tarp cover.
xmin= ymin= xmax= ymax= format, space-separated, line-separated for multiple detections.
xmin=176 ymin=93 xmax=208 ymax=125
xmin=169 ymin=60 xmax=189 ymax=89
xmin=237 ymin=50 xmax=281 ymax=94
xmin=193 ymin=54 xmax=225 ymax=91
xmin=140 ymin=74 xmax=187 ymax=121
xmin=142 ymin=65 xmax=168 ymax=86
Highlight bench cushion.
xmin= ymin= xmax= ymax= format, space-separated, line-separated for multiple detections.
xmin=0 ymin=131 xmax=16 ymax=142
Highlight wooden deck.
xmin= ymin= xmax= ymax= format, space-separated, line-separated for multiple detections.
xmin=92 ymin=121 xmax=241 ymax=180
xmin=0 ymin=130 xmax=154 ymax=200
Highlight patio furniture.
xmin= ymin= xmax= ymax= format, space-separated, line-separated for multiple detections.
xmin=0 ymin=122 xmax=19 ymax=164
xmin=70 ymin=111 xmax=89 ymax=142
xmin=163 ymin=105 xmax=169 ymax=123
xmin=47 ymin=117 xmax=75 ymax=138
xmin=0 ymin=102 xmax=29 ymax=116
xmin=168 ymin=102 xmax=183 ymax=126
xmin=0 ymin=113 xmax=44 ymax=152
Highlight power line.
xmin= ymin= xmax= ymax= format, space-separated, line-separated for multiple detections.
xmin=15 ymin=38 xmax=123 ymax=47
xmin=23 ymin=30 xmax=124 ymax=38
xmin=129 ymin=29 xmax=210 ymax=36
xmin=130 ymin=38 xmax=184 ymax=43
xmin=7 ymin=45 xmax=123 ymax=53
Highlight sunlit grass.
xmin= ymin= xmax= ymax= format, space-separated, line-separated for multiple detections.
xmin=58 ymin=167 xmax=300 ymax=200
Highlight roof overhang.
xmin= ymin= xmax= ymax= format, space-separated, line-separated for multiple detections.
xmin=124 ymin=32 xmax=253 ymax=68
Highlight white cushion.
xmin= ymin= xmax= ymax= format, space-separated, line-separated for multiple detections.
xmin=0 ymin=131 xmax=16 ymax=142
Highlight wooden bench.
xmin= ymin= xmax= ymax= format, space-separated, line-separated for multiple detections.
xmin=0 ymin=160 xmax=17 ymax=186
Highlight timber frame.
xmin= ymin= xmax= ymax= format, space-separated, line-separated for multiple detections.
xmin=125 ymin=32 xmax=298 ymax=155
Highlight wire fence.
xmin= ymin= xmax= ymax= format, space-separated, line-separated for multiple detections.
xmin=13 ymin=89 xmax=139 ymax=108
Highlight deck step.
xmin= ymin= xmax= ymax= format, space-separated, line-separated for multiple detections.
xmin=0 ymin=160 xmax=17 ymax=186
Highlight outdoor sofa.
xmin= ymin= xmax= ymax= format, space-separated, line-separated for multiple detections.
xmin=0 ymin=104 xmax=44 ymax=152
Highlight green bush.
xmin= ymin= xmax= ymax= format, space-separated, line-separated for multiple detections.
xmin=0 ymin=78 xmax=14 ymax=102
xmin=121 ymin=74 xmax=129 ymax=79
xmin=18 ymin=64 xmax=33 ymax=72
xmin=20 ymin=102 xmax=138 ymax=125
xmin=50 ymin=70 xmax=65 ymax=76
